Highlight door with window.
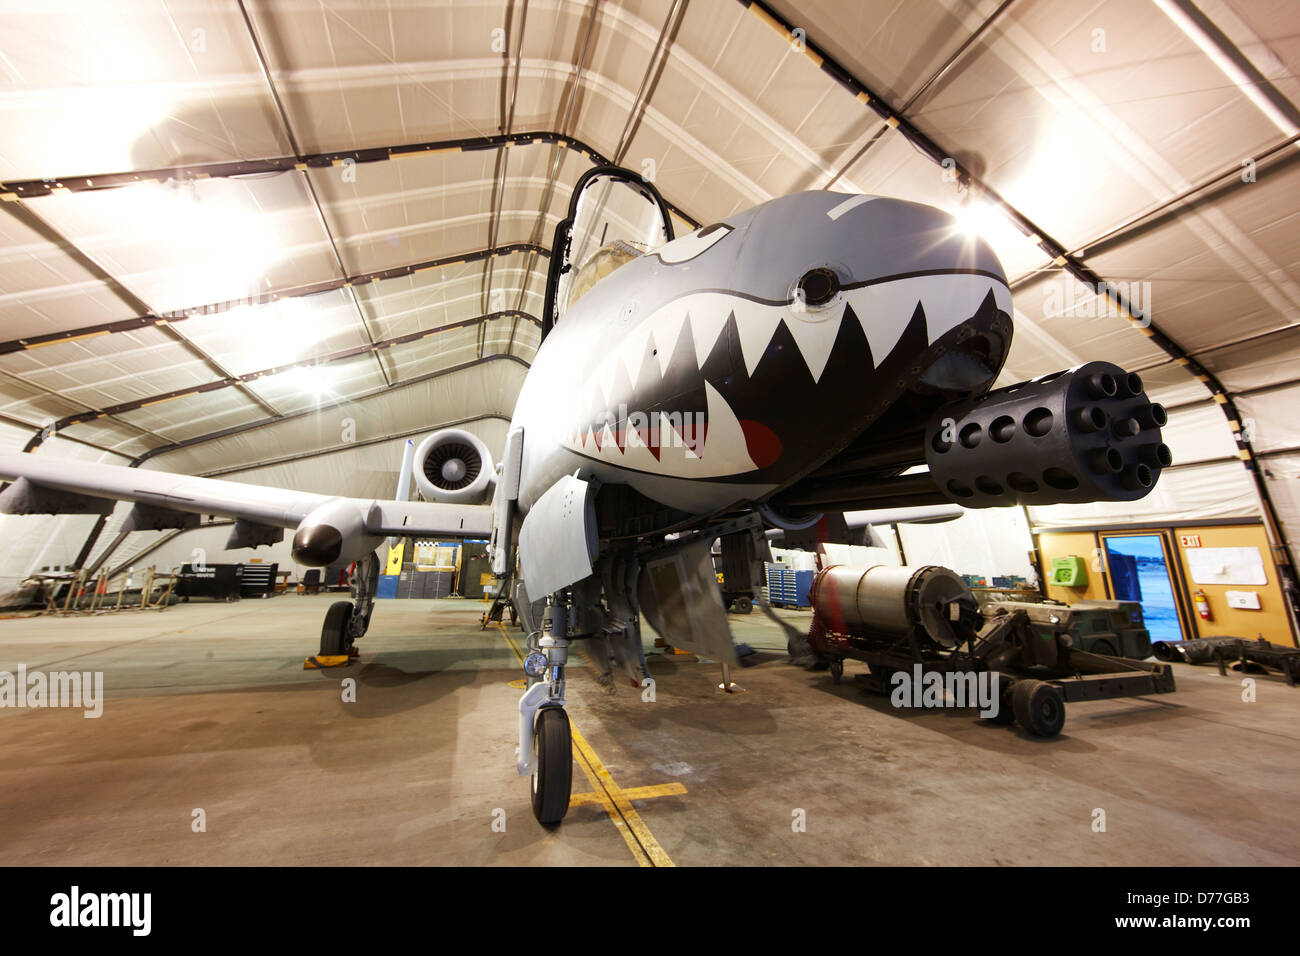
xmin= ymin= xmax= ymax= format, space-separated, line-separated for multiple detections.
xmin=1099 ymin=532 xmax=1186 ymax=642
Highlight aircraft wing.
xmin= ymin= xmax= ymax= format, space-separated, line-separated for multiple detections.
xmin=0 ymin=451 xmax=492 ymax=538
xmin=365 ymin=499 xmax=493 ymax=537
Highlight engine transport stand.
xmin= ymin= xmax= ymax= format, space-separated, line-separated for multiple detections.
xmin=806 ymin=564 xmax=1176 ymax=737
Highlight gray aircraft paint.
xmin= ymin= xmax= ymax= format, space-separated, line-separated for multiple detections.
xmin=511 ymin=190 xmax=1011 ymax=518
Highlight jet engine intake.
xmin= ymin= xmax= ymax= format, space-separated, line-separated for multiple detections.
xmin=412 ymin=428 xmax=495 ymax=504
xmin=925 ymin=361 xmax=1170 ymax=508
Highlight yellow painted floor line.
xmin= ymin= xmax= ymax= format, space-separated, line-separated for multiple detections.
xmin=571 ymin=739 xmax=655 ymax=866
xmin=569 ymin=783 xmax=688 ymax=807
xmin=493 ymin=623 xmax=679 ymax=868
xmin=569 ymin=725 xmax=677 ymax=867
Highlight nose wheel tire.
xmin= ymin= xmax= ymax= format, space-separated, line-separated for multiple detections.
xmin=531 ymin=706 xmax=573 ymax=825
xmin=1012 ymin=679 xmax=1066 ymax=737
xmin=320 ymin=600 xmax=354 ymax=656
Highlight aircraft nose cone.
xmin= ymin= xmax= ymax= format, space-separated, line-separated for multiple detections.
xmin=737 ymin=192 xmax=1004 ymax=299
xmin=292 ymin=524 xmax=342 ymax=566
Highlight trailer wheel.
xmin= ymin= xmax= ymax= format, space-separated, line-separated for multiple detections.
xmin=1012 ymin=679 xmax=1065 ymax=737
xmin=732 ymin=596 xmax=753 ymax=615
xmin=830 ymin=659 xmax=844 ymax=684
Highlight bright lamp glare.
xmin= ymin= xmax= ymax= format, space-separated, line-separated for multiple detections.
xmin=952 ymin=199 xmax=1000 ymax=239
xmin=284 ymin=365 xmax=331 ymax=402
xmin=129 ymin=179 xmax=278 ymax=311
xmin=224 ymin=297 xmax=322 ymax=371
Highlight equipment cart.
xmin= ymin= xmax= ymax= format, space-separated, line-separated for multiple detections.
xmin=806 ymin=564 xmax=1176 ymax=737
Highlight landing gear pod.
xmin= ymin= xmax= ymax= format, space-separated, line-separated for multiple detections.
xmin=925 ymin=361 xmax=1171 ymax=508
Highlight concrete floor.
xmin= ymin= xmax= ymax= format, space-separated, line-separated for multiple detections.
xmin=0 ymin=594 xmax=1296 ymax=866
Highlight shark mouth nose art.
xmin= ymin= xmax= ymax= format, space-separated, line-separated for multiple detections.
xmin=565 ymin=270 xmax=1013 ymax=481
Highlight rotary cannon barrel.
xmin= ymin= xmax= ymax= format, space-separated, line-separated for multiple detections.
xmin=924 ymin=361 xmax=1170 ymax=509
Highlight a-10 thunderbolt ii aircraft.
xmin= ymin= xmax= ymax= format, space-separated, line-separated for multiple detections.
xmin=0 ymin=166 xmax=1170 ymax=824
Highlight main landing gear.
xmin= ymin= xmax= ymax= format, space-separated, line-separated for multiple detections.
xmin=517 ymin=595 xmax=574 ymax=825
xmin=317 ymin=553 xmax=379 ymax=658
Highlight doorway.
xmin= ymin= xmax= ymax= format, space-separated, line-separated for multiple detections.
xmin=1100 ymin=533 xmax=1184 ymax=642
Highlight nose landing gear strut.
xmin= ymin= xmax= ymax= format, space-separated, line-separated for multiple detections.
xmin=517 ymin=596 xmax=574 ymax=825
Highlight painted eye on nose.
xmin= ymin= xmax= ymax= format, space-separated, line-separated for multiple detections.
xmin=796 ymin=268 xmax=839 ymax=306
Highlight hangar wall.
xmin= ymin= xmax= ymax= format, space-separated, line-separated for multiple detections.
xmin=1171 ymin=524 xmax=1292 ymax=642
xmin=1037 ymin=523 xmax=1293 ymax=646
xmin=1025 ymin=401 xmax=1259 ymax=529
xmin=897 ymin=508 xmax=1036 ymax=584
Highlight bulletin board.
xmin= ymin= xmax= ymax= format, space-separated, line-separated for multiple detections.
xmin=1184 ymin=546 xmax=1267 ymax=586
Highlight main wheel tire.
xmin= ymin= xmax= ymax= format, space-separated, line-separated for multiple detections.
xmin=1012 ymin=679 xmax=1066 ymax=737
xmin=984 ymin=675 xmax=1016 ymax=725
xmin=320 ymin=600 xmax=354 ymax=656
xmin=829 ymin=659 xmax=844 ymax=685
xmin=531 ymin=707 xmax=573 ymax=826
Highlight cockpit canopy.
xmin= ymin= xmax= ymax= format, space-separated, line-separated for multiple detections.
xmin=544 ymin=167 xmax=676 ymax=332
xmin=565 ymin=239 xmax=646 ymax=309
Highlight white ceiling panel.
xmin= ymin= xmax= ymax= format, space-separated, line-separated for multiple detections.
xmin=357 ymin=258 xmax=543 ymax=340
xmin=0 ymin=325 xmax=212 ymax=412
xmin=31 ymin=174 xmax=341 ymax=315
xmin=179 ymin=288 xmax=374 ymax=376
xmin=241 ymin=351 xmax=388 ymax=415
xmin=0 ymin=0 xmax=289 ymax=181
xmin=0 ymin=209 xmax=136 ymax=341
xmin=108 ymin=385 xmax=268 ymax=444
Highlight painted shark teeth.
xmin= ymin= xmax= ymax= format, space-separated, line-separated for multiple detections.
xmin=732 ymin=298 xmax=785 ymax=376
xmin=688 ymin=308 xmax=730 ymax=368
xmin=609 ymin=273 xmax=1010 ymax=386
xmin=783 ymin=313 xmax=840 ymax=381
xmin=564 ymin=377 xmax=755 ymax=479
xmin=567 ymin=272 xmax=1011 ymax=476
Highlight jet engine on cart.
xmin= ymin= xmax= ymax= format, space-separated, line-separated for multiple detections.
xmin=806 ymin=564 xmax=1177 ymax=736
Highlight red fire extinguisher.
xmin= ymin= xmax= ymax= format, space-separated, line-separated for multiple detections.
xmin=1194 ymin=588 xmax=1213 ymax=622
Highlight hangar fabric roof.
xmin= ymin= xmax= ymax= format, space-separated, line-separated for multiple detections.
xmin=1 ymin=0 xmax=1299 ymax=580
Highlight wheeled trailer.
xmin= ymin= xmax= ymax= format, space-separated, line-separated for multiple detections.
xmin=807 ymin=564 xmax=1176 ymax=737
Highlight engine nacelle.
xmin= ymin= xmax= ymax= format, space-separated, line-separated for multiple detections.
xmin=291 ymin=498 xmax=383 ymax=567
xmin=413 ymin=428 xmax=496 ymax=504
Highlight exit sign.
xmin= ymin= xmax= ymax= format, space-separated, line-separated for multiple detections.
xmin=1179 ymin=534 xmax=1202 ymax=548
